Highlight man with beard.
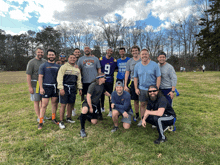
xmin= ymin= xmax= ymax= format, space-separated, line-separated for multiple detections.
xmin=99 ymin=47 xmax=117 ymax=117
xmin=111 ymin=81 xmax=132 ymax=132
xmin=157 ymin=52 xmax=177 ymax=105
xmin=116 ymin=47 xmax=130 ymax=85
xmin=57 ymin=54 xmax=82 ymax=129
xmin=26 ymin=47 xmax=47 ymax=123
xmin=56 ymin=53 xmax=66 ymax=65
xmin=134 ymin=49 xmax=161 ymax=126
xmin=124 ymin=46 xmax=141 ymax=122
xmin=80 ymin=72 xmax=111 ymax=138
xmin=37 ymin=49 xmax=60 ymax=129
xmin=73 ymin=48 xmax=81 ymax=63
xmin=142 ymin=85 xmax=176 ymax=144
xmin=77 ymin=45 xmax=101 ymax=102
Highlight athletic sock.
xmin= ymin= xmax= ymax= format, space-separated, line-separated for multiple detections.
xmin=80 ymin=113 xmax=87 ymax=130
xmin=52 ymin=113 xmax=56 ymax=120
xmin=39 ymin=117 xmax=44 ymax=124
xmin=136 ymin=113 xmax=139 ymax=118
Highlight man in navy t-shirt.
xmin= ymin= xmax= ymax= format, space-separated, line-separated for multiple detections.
xmin=99 ymin=47 xmax=117 ymax=117
xmin=38 ymin=49 xmax=60 ymax=130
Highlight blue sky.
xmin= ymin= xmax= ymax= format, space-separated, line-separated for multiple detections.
xmin=0 ymin=0 xmax=195 ymax=35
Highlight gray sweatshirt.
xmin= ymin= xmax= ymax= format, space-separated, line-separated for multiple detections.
xmin=158 ymin=62 xmax=177 ymax=89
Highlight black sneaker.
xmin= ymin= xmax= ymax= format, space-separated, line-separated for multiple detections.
xmin=52 ymin=119 xmax=59 ymax=125
xmin=38 ymin=123 xmax=43 ymax=130
xmin=154 ymin=137 xmax=167 ymax=144
xmin=80 ymin=129 xmax=87 ymax=138
xmin=66 ymin=118 xmax=75 ymax=123
xmin=111 ymin=126 xmax=119 ymax=133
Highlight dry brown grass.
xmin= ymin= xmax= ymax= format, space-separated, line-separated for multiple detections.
xmin=0 ymin=71 xmax=26 ymax=84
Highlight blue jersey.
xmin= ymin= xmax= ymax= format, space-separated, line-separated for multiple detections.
xmin=134 ymin=60 xmax=161 ymax=90
xmin=116 ymin=57 xmax=130 ymax=80
xmin=38 ymin=62 xmax=60 ymax=84
xmin=99 ymin=56 xmax=117 ymax=82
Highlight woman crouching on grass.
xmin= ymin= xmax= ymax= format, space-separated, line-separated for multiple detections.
xmin=79 ymin=72 xmax=111 ymax=138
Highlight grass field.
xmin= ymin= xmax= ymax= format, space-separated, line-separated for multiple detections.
xmin=0 ymin=71 xmax=220 ymax=164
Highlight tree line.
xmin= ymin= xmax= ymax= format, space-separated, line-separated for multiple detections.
xmin=0 ymin=0 xmax=219 ymax=71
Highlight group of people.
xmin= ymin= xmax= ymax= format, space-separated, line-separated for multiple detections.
xmin=26 ymin=45 xmax=177 ymax=144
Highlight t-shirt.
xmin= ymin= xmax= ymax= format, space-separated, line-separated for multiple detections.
xmin=116 ymin=57 xmax=130 ymax=80
xmin=134 ymin=60 xmax=161 ymax=90
xmin=26 ymin=58 xmax=47 ymax=87
xmin=99 ymin=56 xmax=117 ymax=82
xmin=38 ymin=62 xmax=60 ymax=85
xmin=85 ymin=82 xmax=106 ymax=105
xmin=111 ymin=91 xmax=131 ymax=114
xmin=147 ymin=95 xmax=176 ymax=118
xmin=77 ymin=56 xmax=101 ymax=83
xmin=126 ymin=58 xmax=141 ymax=80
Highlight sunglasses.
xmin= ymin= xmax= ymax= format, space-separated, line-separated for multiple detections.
xmin=148 ymin=90 xmax=158 ymax=93
xmin=60 ymin=55 xmax=66 ymax=57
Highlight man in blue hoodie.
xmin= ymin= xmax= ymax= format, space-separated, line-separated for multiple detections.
xmin=111 ymin=81 xmax=132 ymax=132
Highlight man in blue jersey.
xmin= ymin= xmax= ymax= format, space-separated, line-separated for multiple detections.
xmin=116 ymin=47 xmax=130 ymax=84
xmin=111 ymin=81 xmax=132 ymax=132
xmin=99 ymin=47 xmax=117 ymax=117
xmin=134 ymin=49 xmax=161 ymax=126
xmin=38 ymin=49 xmax=60 ymax=129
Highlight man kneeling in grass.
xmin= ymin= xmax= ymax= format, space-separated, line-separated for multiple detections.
xmin=111 ymin=81 xmax=132 ymax=132
xmin=80 ymin=72 xmax=111 ymax=138
xmin=142 ymin=85 xmax=176 ymax=144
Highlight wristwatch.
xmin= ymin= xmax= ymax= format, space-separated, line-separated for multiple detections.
xmin=172 ymin=91 xmax=175 ymax=93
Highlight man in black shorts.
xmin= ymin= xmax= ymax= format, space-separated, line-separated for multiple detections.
xmin=142 ymin=85 xmax=176 ymax=144
xmin=80 ymin=72 xmax=111 ymax=138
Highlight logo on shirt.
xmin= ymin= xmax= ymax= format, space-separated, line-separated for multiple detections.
xmin=83 ymin=60 xmax=95 ymax=67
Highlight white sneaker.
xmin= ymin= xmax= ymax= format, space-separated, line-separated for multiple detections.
xmin=137 ymin=120 xmax=142 ymax=127
xmin=152 ymin=125 xmax=157 ymax=129
xmin=59 ymin=121 xmax=65 ymax=129
xmin=101 ymin=107 xmax=105 ymax=112
xmin=107 ymin=111 xmax=112 ymax=117
xmin=72 ymin=108 xmax=76 ymax=116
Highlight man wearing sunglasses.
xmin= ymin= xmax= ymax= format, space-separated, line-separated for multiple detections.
xmin=56 ymin=53 xmax=66 ymax=65
xmin=142 ymin=85 xmax=176 ymax=144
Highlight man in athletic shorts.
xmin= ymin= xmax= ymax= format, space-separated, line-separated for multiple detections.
xmin=37 ymin=49 xmax=60 ymax=129
xmin=116 ymin=47 xmax=130 ymax=85
xmin=57 ymin=54 xmax=82 ymax=129
xmin=77 ymin=45 xmax=101 ymax=102
xmin=111 ymin=81 xmax=132 ymax=132
xmin=134 ymin=49 xmax=161 ymax=126
xmin=142 ymin=85 xmax=176 ymax=144
xmin=26 ymin=46 xmax=47 ymax=122
xmin=80 ymin=72 xmax=111 ymax=137
xmin=124 ymin=45 xmax=141 ymax=122
xmin=56 ymin=53 xmax=66 ymax=65
xmin=99 ymin=47 xmax=117 ymax=117
xmin=157 ymin=52 xmax=177 ymax=105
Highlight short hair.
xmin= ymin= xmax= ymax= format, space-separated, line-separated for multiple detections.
xmin=35 ymin=46 xmax=44 ymax=52
xmin=68 ymin=54 xmax=76 ymax=58
xmin=141 ymin=49 xmax=149 ymax=53
xmin=131 ymin=45 xmax=140 ymax=51
xmin=74 ymin=48 xmax=80 ymax=52
xmin=47 ymin=49 xmax=56 ymax=55
xmin=119 ymin=47 xmax=126 ymax=51
xmin=158 ymin=51 xmax=166 ymax=57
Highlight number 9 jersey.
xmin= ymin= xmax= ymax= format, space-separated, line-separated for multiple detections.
xmin=99 ymin=56 xmax=117 ymax=83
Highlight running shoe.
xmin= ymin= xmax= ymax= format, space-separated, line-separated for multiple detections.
xmin=107 ymin=111 xmax=112 ymax=117
xmin=72 ymin=108 xmax=76 ymax=116
xmin=154 ymin=137 xmax=167 ymax=144
xmin=66 ymin=118 xmax=75 ymax=123
xmin=38 ymin=123 xmax=43 ymax=130
xmin=59 ymin=121 xmax=65 ymax=129
xmin=44 ymin=116 xmax=51 ymax=120
xmin=101 ymin=107 xmax=105 ymax=112
xmin=137 ymin=120 xmax=142 ymax=127
xmin=111 ymin=126 xmax=119 ymax=133
xmin=52 ymin=119 xmax=59 ymax=125
xmin=80 ymin=129 xmax=87 ymax=138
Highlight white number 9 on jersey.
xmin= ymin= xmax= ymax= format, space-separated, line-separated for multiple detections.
xmin=104 ymin=64 xmax=110 ymax=75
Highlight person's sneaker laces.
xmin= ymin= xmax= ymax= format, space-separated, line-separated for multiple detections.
xmin=111 ymin=126 xmax=119 ymax=133
xmin=52 ymin=119 xmax=59 ymax=125
xmin=38 ymin=123 xmax=43 ymax=130
xmin=101 ymin=107 xmax=105 ymax=112
xmin=154 ymin=137 xmax=167 ymax=144
xmin=72 ymin=108 xmax=76 ymax=116
xmin=107 ymin=111 xmax=112 ymax=117
xmin=66 ymin=118 xmax=75 ymax=123
xmin=80 ymin=129 xmax=87 ymax=138
xmin=137 ymin=120 xmax=142 ymax=126
xmin=152 ymin=125 xmax=157 ymax=129
xmin=59 ymin=121 xmax=65 ymax=129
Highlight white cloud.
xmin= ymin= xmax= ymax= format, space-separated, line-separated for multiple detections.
xmin=5 ymin=30 xmax=27 ymax=35
xmin=145 ymin=25 xmax=153 ymax=32
xmin=9 ymin=8 xmax=30 ymax=21
xmin=0 ymin=0 xmax=10 ymax=17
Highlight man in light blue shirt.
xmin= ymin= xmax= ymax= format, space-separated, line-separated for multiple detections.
xmin=134 ymin=49 xmax=161 ymax=126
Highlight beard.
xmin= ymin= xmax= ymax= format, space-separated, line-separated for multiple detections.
xmin=48 ymin=58 xmax=55 ymax=62
xmin=150 ymin=95 xmax=157 ymax=101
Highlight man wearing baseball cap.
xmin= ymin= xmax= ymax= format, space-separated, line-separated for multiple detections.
xmin=111 ymin=81 xmax=132 ymax=132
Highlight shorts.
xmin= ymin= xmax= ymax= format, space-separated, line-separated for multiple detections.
xmin=114 ymin=109 xmax=132 ymax=124
xmin=41 ymin=85 xmax=58 ymax=98
xmin=82 ymin=83 xmax=91 ymax=95
xmin=104 ymin=82 xmax=114 ymax=94
xmin=128 ymin=81 xmax=139 ymax=100
xmin=139 ymin=89 xmax=149 ymax=102
xmin=116 ymin=78 xmax=130 ymax=87
xmin=59 ymin=86 xmax=76 ymax=104
xmin=82 ymin=101 xmax=98 ymax=119
xmin=30 ymin=88 xmax=42 ymax=101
